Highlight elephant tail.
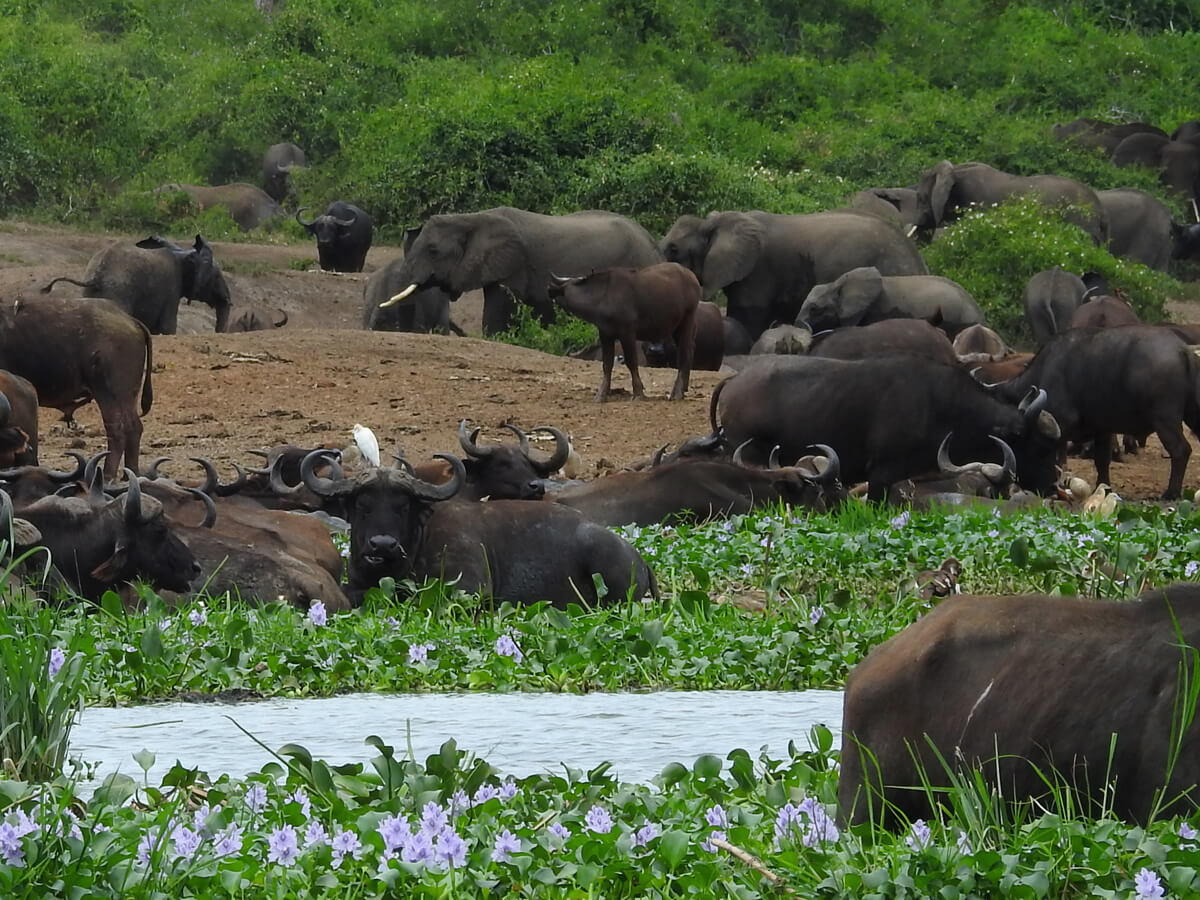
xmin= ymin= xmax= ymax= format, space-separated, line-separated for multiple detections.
xmin=40 ymin=275 xmax=92 ymax=294
xmin=136 ymin=319 xmax=154 ymax=416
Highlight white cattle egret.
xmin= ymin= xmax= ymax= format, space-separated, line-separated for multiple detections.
xmin=352 ymin=424 xmax=381 ymax=467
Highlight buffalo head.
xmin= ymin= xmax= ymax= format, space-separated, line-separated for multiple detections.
xmin=457 ymin=420 xmax=571 ymax=500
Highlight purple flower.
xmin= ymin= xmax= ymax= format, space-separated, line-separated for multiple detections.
xmin=243 ymin=784 xmax=268 ymax=813
xmin=905 ymin=818 xmax=932 ymax=851
xmin=287 ymin=787 xmax=311 ymax=819
xmin=170 ymin=824 xmax=201 ymax=861
xmin=191 ymin=802 xmax=212 ymax=836
xmin=0 ymin=823 xmax=25 ymax=867
xmin=986 ymin=529 xmax=1000 ymax=539
xmin=433 ymin=828 xmax=467 ymax=869
xmin=890 ymin=511 xmax=910 ymax=530
xmin=775 ymin=797 xmax=840 ymax=849
xmin=308 ymin=601 xmax=327 ymax=627
xmin=492 ymin=828 xmax=521 ymax=862
xmin=632 ymin=822 xmax=660 ymax=848
xmin=402 ymin=828 xmax=434 ymax=866
xmin=188 ymin=605 xmax=207 ymax=627
xmin=584 ymin=805 xmax=613 ymax=834
xmin=421 ymin=802 xmax=448 ymax=834
xmin=808 ymin=606 xmax=824 ymax=625
xmin=705 ymin=805 xmax=729 ymax=828
xmin=473 ymin=784 xmax=500 ymax=806
xmin=1187 ymin=561 xmax=1199 ymax=578
xmin=378 ymin=814 xmax=412 ymax=854
xmin=498 ymin=779 xmax=520 ymax=801
xmin=408 ymin=642 xmax=434 ymax=664
xmin=136 ymin=828 xmax=160 ymax=866
xmin=1180 ymin=821 xmax=1198 ymax=842
xmin=955 ymin=829 xmax=973 ymax=855
xmin=701 ymin=829 xmax=727 ymax=852
xmin=548 ymin=822 xmax=571 ymax=843
xmin=304 ymin=821 xmax=329 ymax=848
xmin=494 ymin=634 xmax=524 ymax=662
xmin=331 ymin=828 xmax=362 ymax=868
xmin=47 ymin=648 xmax=65 ymax=679
xmin=1134 ymin=868 xmax=1166 ymax=900
xmin=214 ymin=825 xmax=243 ymax=858
xmin=267 ymin=825 xmax=300 ymax=867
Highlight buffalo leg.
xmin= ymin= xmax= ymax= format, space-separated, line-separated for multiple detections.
xmin=597 ymin=337 xmax=616 ymax=402
xmin=1091 ymin=432 xmax=1113 ymax=490
xmin=622 ymin=330 xmax=647 ymax=400
xmin=99 ymin=403 xmax=142 ymax=480
xmin=669 ymin=311 xmax=697 ymax=401
xmin=1155 ymin=422 xmax=1191 ymax=500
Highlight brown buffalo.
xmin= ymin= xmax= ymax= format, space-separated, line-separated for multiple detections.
xmin=549 ymin=262 xmax=700 ymax=401
xmin=0 ymin=295 xmax=153 ymax=480
xmin=839 ymin=583 xmax=1200 ymax=826
xmin=643 ymin=301 xmax=726 ymax=371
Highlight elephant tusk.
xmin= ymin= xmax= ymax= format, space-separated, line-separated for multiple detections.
xmin=381 ymin=284 xmax=418 ymax=308
xmin=1192 ymin=197 xmax=1199 ymax=224
xmin=905 ymin=224 xmax=919 ymax=238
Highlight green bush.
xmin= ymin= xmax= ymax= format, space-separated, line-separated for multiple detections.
xmin=496 ymin=303 xmax=599 ymax=357
xmin=923 ymin=195 xmax=1172 ymax=346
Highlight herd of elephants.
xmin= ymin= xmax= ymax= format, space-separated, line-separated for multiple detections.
xmin=8 ymin=119 xmax=1200 ymax=829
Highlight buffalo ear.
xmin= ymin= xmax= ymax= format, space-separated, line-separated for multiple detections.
xmin=700 ymin=213 xmax=764 ymax=301
xmin=90 ymin=542 xmax=129 ymax=583
xmin=835 ymin=267 xmax=884 ymax=324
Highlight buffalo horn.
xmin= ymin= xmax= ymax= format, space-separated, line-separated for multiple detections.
xmin=146 ymin=457 xmax=172 ymax=480
xmin=188 ymin=457 xmax=246 ymax=496
xmin=526 ymin=426 xmax=571 ymax=476
xmin=392 ymin=452 xmax=417 ymax=477
xmin=123 ymin=468 xmax=156 ymax=526
xmin=986 ymin=435 xmax=1017 ymax=484
xmin=767 ymin=445 xmax=781 ymax=469
xmin=332 ymin=215 xmax=356 ymax=227
xmin=805 ymin=444 xmax=841 ymax=484
xmin=380 ymin=284 xmax=418 ymax=308
xmin=1018 ymin=386 xmax=1048 ymax=421
xmin=408 ymin=453 xmax=465 ymax=502
xmin=936 ymin=433 xmax=982 ymax=476
xmin=0 ymin=450 xmax=87 ymax=484
xmin=83 ymin=452 xmax=110 ymax=493
xmin=295 ymin=207 xmax=315 ymax=229
xmin=300 ymin=449 xmax=350 ymax=497
xmin=501 ymin=423 xmax=531 ymax=455
xmin=269 ymin=452 xmax=308 ymax=497
xmin=458 ymin=420 xmax=494 ymax=458
xmin=186 ymin=488 xmax=218 ymax=529
xmin=548 ymin=273 xmax=573 ymax=286
xmin=650 ymin=444 xmax=669 ymax=467
xmin=731 ymin=439 xmax=754 ymax=467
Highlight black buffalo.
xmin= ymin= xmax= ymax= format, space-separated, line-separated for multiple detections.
xmin=297 ymin=202 xmax=373 ymax=273
xmin=300 ymin=451 xmax=657 ymax=607
xmin=711 ymin=355 xmax=1062 ymax=501
xmin=455 ymin=420 xmax=571 ymax=500
xmin=839 ymin=583 xmax=1200 ymax=826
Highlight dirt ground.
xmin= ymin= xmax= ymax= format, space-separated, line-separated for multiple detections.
xmin=1 ymin=219 xmax=1198 ymax=501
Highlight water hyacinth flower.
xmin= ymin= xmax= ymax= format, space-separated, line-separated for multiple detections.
xmin=955 ymin=829 xmax=973 ymax=855
xmin=243 ymin=784 xmax=268 ymax=813
xmin=287 ymin=787 xmax=312 ymax=819
xmin=171 ymin=823 xmax=202 ymax=861
xmin=705 ymin=805 xmax=729 ymax=829
xmin=905 ymin=818 xmax=932 ymax=851
xmin=214 ymin=824 xmax=244 ymax=858
xmin=547 ymin=822 xmax=571 ymax=845
xmin=0 ymin=823 xmax=26 ymax=867
xmin=1187 ymin=561 xmax=1199 ymax=578
xmin=304 ymin=821 xmax=329 ymax=848
xmin=378 ymin=814 xmax=413 ymax=854
xmin=331 ymin=828 xmax=363 ymax=868
xmin=498 ymin=779 xmax=520 ymax=801
xmin=890 ymin=511 xmax=910 ymax=530
xmin=585 ymin=805 xmax=614 ymax=834
xmin=1134 ymin=867 xmax=1166 ymax=900
xmin=1180 ymin=821 xmax=1198 ymax=849
xmin=433 ymin=829 xmax=468 ymax=870
xmin=136 ymin=829 xmax=160 ymax=866
xmin=492 ymin=828 xmax=521 ymax=862
xmin=701 ymin=829 xmax=727 ymax=853
xmin=308 ymin=600 xmax=328 ymax=627
xmin=47 ymin=647 xmax=65 ymax=678
xmin=402 ymin=828 xmax=435 ymax=866
xmin=472 ymin=784 xmax=501 ymax=807
xmin=774 ymin=797 xmax=839 ymax=849
xmin=188 ymin=604 xmax=207 ymax=627
xmin=267 ymin=825 xmax=300 ymax=867
xmin=420 ymin=801 xmax=448 ymax=834
xmin=632 ymin=822 xmax=660 ymax=848
xmin=408 ymin=642 xmax=435 ymax=665
xmin=808 ymin=605 xmax=824 ymax=625
xmin=494 ymin=633 xmax=524 ymax=662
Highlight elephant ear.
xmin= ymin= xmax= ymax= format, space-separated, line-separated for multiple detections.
xmin=836 ymin=267 xmax=884 ymax=325
xmin=920 ymin=160 xmax=956 ymax=227
xmin=700 ymin=213 xmax=765 ymax=300
xmin=459 ymin=214 xmax=524 ymax=293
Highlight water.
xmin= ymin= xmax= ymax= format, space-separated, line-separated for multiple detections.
xmin=70 ymin=690 xmax=843 ymax=786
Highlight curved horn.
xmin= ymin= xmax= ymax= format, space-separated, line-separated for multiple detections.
xmin=500 ymin=423 xmax=531 ymax=456
xmin=83 ymin=452 xmax=110 ymax=491
xmin=145 ymin=457 xmax=172 ymax=480
xmin=16 ymin=450 xmax=88 ymax=483
xmin=768 ymin=445 xmax=781 ymax=469
xmin=805 ymin=444 xmax=841 ymax=485
xmin=123 ymin=469 xmax=155 ymax=526
xmin=458 ymin=420 xmax=493 ymax=458
xmin=409 ymin=453 xmax=465 ymax=502
xmin=391 ymin=452 xmax=416 ymax=477
xmin=380 ymin=284 xmax=418 ymax=308
xmin=295 ymin=207 xmax=315 ymax=229
xmin=187 ymin=457 xmax=246 ymax=496
xmin=186 ymin=488 xmax=218 ymax=529
xmin=732 ymin=439 xmax=754 ymax=467
xmin=1018 ymin=386 xmax=1048 ymax=420
xmin=331 ymin=215 xmax=356 ymax=228
xmin=300 ymin=449 xmax=350 ymax=497
xmin=548 ymin=273 xmax=573 ymax=286
xmin=651 ymin=444 xmax=670 ymax=467
xmin=990 ymin=435 xmax=1017 ymax=483
xmin=246 ymin=449 xmax=270 ymax=461
xmin=526 ymin=426 xmax=571 ymax=476
xmin=936 ymin=433 xmax=977 ymax=476
xmin=269 ymin=452 xmax=308 ymax=497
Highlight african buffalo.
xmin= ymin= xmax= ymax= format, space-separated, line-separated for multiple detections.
xmin=455 ymin=421 xmax=571 ymax=500
xmin=0 ymin=295 xmax=153 ymax=480
xmin=300 ymin=451 xmax=657 ymax=607
xmin=808 ymin=319 xmax=959 ymax=365
xmin=952 ymin=324 xmax=1009 ymax=360
xmin=839 ymin=583 xmax=1200 ymax=826
xmin=297 ymin=202 xmax=373 ymax=273
xmin=0 ymin=372 xmax=38 ymax=467
xmin=643 ymin=301 xmax=726 ymax=371
xmin=993 ymin=325 xmax=1200 ymax=498
xmin=710 ymin=355 xmax=1062 ymax=500
xmin=549 ymin=262 xmax=700 ymax=401
xmin=1069 ymin=292 xmax=1140 ymax=329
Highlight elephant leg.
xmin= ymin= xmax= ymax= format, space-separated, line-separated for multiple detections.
xmin=482 ymin=284 xmax=516 ymax=336
xmin=597 ymin=338 xmax=616 ymax=402
xmin=161 ymin=301 xmax=179 ymax=336
xmin=622 ymin=330 xmax=646 ymax=400
xmin=668 ymin=311 xmax=697 ymax=401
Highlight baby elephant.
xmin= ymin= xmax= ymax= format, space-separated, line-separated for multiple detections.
xmin=549 ymin=262 xmax=700 ymax=401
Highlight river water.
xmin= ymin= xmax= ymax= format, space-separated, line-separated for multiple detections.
xmin=70 ymin=689 xmax=844 ymax=786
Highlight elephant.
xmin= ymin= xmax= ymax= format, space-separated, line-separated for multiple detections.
xmin=1110 ymin=133 xmax=1200 ymax=215
xmin=1097 ymin=188 xmax=1174 ymax=271
xmin=796 ymin=267 xmax=984 ymax=337
xmin=158 ymin=182 xmax=283 ymax=232
xmin=379 ymin=207 xmax=662 ymax=336
xmin=262 ymin=142 xmax=306 ymax=204
xmin=297 ymin=201 xmax=373 ymax=273
xmin=363 ymin=227 xmax=463 ymax=336
xmin=1172 ymin=222 xmax=1200 ymax=262
xmin=1022 ymin=267 xmax=1085 ymax=346
xmin=915 ymin=161 xmax=1108 ymax=245
xmin=1052 ymin=118 xmax=1167 ymax=155
xmin=723 ymin=315 xmax=754 ymax=355
xmin=848 ymin=187 xmax=921 ymax=234
xmin=660 ymin=210 xmax=928 ymax=341
xmin=40 ymin=234 xmax=232 ymax=334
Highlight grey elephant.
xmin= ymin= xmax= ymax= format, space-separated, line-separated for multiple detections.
xmin=797 ymin=267 xmax=983 ymax=337
xmin=848 ymin=187 xmax=921 ymax=234
xmin=1097 ymin=188 xmax=1174 ymax=271
xmin=158 ymin=182 xmax=282 ymax=232
xmin=1110 ymin=133 xmax=1200 ymax=214
xmin=1023 ymin=267 xmax=1085 ymax=346
xmin=41 ymin=234 xmax=232 ymax=334
xmin=1052 ymin=118 xmax=1167 ymax=155
xmin=363 ymin=228 xmax=463 ymax=335
xmin=660 ymin=210 xmax=927 ymax=341
xmin=916 ymin=161 xmax=1108 ymax=245
xmin=379 ymin=207 xmax=662 ymax=335
xmin=262 ymin=142 xmax=306 ymax=204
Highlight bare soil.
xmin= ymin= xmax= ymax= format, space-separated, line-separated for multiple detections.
xmin=1 ymin=219 xmax=1198 ymax=501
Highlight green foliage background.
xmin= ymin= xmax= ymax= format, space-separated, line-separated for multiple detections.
xmin=2 ymin=0 xmax=1200 ymax=340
